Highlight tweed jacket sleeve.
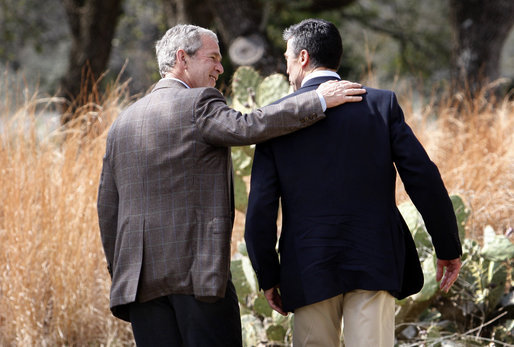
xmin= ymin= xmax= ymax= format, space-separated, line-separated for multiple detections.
xmin=194 ymin=87 xmax=325 ymax=146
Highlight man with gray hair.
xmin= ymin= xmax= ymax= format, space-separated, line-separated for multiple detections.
xmin=97 ymin=24 xmax=365 ymax=346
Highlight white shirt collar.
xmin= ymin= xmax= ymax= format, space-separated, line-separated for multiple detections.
xmin=301 ymin=70 xmax=341 ymax=87
xmin=163 ymin=77 xmax=190 ymax=89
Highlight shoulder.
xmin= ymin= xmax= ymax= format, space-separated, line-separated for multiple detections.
xmin=193 ymin=88 xmax=228 ymax=112
xmin=363 ymin=87 xmax=395 ymax=98
xmin=196 ymin=87 xmax=224 ymax=97
xmin=362 ymin=87 xmax=398 ymax=106
xmin=191 ymin=87 xmax=226 ymax=105
xmin=364 ymin=87 xmax=396 ymax=99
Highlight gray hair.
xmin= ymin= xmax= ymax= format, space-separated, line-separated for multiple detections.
xmin=155 ymin=24 xmax=218 ymax=78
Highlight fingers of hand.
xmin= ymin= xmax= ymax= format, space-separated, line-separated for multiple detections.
xmin=440 ymin=270 xmax=459 ymax=292
xmin=337 ymin=80 xmax=361 ymax=87
xmin=333 ymin=83 xmax=365 ymax=98
xmin=344 ymin=88 xmax=366 ymax=96
xmin=341 ymin=82 xmax=363 ymax=89
xmin=440 ymin=278 xmax=451 ymax=292
xmin=344 ymin=95 xmax=363 ymax=102
xmin=436 ymin=265 xmax=444 ymax=282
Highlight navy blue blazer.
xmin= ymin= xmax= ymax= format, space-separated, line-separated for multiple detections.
xmin=244 ymin=76 xmax=462 ymax=312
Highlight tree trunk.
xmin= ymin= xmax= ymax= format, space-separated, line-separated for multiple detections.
xmin=160 ymin=0 xmax=282 ymax=75
xmin=161 ymin=0 xmax=357 ymax=76
xmin=59 ymin=0 xmax=123 ymax=122
xmin=208 ymin=0 xmax=357 ymax=75
xmin=449 ymin=0 xmax=514 ymax=95
xmin=205 ymin=0 xmax=284 ymax=75
xmin=161 ymin=0 xmax=213 ymax=28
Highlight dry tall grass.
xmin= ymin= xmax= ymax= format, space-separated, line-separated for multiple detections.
xmin=0 ymin=77 xmax=135 ymax=346
xmin=0 ymin=76 xmax=512 ymax=345
xmin=395 ymin=85 xmax=513 ymax=239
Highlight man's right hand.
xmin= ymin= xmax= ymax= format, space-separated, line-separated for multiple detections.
xmin=317 ymin=80 xmax=366 ymax=108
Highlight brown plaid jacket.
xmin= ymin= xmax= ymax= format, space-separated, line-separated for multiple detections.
xmin=97 ymin=78 xmax=324 ymax=320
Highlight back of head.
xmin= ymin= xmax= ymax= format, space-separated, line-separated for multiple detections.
xmin=283 ymin=19 xmax=343 ymax=70
xmin=155 ymin=24 xmax=218 ymax=78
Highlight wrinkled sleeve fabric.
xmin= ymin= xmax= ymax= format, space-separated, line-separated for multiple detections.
xmin=389 ymin=92 xmax=462 ymax=259
xmin=244 ymin=141 xmax=281 ymax=290
xmin=97 ymin=130 xmax=119 ymax=278
xmin=194 ymin=87 xmax=325 ymax=146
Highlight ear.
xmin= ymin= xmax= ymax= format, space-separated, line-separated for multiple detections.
xmin=176 ymin=49 xmax=188 ymax=67
xmin=299 ymin=49 xmax=310 ymax=67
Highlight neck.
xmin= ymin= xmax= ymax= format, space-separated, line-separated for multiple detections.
xmin=299 ymin=69 xmax=340 ymax=89
xmin=165 ymin=71 xmax=182 ymax=80
xmin=306 ymin=66 xmax=335 ymax=75
xmin=163 ymin=72 xmax=191 ymax=88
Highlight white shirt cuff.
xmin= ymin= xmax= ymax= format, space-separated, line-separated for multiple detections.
xmin=315 ymin=90 xmax=327 ymax=111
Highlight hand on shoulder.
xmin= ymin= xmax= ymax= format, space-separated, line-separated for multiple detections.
xmin=317 ymin=80 xmax=366 ymax=108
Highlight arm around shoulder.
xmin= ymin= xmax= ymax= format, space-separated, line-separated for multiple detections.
xmin=195 ymin=88 xmax=326 ymax=146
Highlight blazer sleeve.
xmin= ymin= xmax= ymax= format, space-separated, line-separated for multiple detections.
xmin=194 ymin=88 xmax=325 ymax=146
xmin=244 ymin=141 xmax=281 ymax=290
xmin=389 ymin=92 xmax=462 ymax=259
xmin=97 ymin=131 xmax=119 ymax=278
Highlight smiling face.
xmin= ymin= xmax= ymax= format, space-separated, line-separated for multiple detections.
xmin=183 ymin=35 xmax=224 ymax=88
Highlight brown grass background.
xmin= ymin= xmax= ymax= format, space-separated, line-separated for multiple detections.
xmin=0 ymin=76 xmax=512 ymax=345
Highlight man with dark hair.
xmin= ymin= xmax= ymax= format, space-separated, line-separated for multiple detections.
xmin=245 ymin=18 xmax=462 ymax=346
xmin=97 ymin=23 xmax=365 ymax=346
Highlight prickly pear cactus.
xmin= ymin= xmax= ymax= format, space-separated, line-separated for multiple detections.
xmin=253 ymin=293 xmax=272 ymax=317
xmin=231 ymin=241 xmax=294 ymax=346
xmin=256 ymin=73 xmax=291 ymax=106
xmin=231 ymin=145 xmax=255 ymax=212
xmin=241 ymin=314 xmax=266 ymax=346
xmin=266 ymin=324 xmax=287 ymax=343
xmin=230 ymin=67 xmax=292 ymax=212
xmin=411 ymin=254 xmax=439 ymax=302
xmin=231 ymin=66 xmax=263 ymax=112
xmin=398 ymin=200 xmax=432 ymax=259
xmin=231 ymin=66 xmax=292 ymax=112
xmin=450 ymin=194 xmax=470 ymax=242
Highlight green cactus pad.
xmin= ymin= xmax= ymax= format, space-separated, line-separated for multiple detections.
xmin=266 ymin=324 xmax=287 ymax=343
xmin=450 ymin=194 xmax=470 ymax=241
xmin=232 ymin=66 xmax=263 ymax=109
xmin=256 ymin=73 xmax=291 ymax=106
xmin=253 ymin=293 xmax=273 ymax=317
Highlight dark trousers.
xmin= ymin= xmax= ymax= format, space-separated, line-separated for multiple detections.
xmin=129 ymin=280 xmax=242 ymax=347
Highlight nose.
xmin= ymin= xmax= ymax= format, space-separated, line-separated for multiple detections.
xmin=216 ymin=61 xmax=224 ymax=75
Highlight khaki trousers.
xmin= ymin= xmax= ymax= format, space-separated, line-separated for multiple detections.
xmin=292 ymin=290 xmax=395 ymax=347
